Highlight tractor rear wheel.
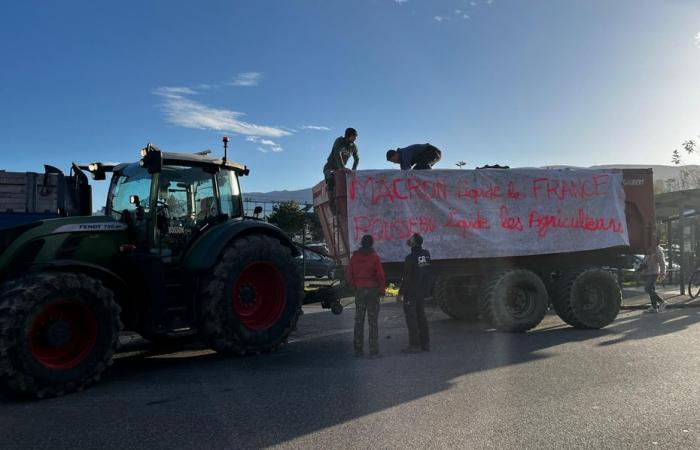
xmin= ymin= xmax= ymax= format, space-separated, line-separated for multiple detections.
xmin=199 ymin=234 xmax=302 ymax=355
xmin=553 ymin=268 xmax=620 ymax=329
xmin=434 ymin=276 xmax=480 ymax=321
xmin=0 ymin=272 xmax=121 ymax=398
xmin=480 ymin=269 xmax=548 ymax=332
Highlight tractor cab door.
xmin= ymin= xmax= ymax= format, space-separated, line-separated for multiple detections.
xmin=107 ymin=164 xmax=154 ymax=247
xmin=154 ymin=166 xmax=221 ymax=262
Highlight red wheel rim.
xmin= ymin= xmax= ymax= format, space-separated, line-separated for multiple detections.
xmin=232 ymin=262 xmax=287 ymax=331
xmin=30 ymin=301 xmax=98 ymax=370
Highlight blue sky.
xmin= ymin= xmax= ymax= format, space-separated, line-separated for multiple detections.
xmin=1 ymin=0 xmax=699 ymax=205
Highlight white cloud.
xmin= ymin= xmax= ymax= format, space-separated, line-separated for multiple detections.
xmin=470 ymin=1 xmax=477 ymax=6
xmin=246 ymin=136 xmax=260 ymax=143
xmin=153 ymin=86 xmax=290 ymax=138
xmin=463 ymin=14 xmax=470 ymax=19
xmin=301 ymin=125 xmax=331 ymax=131
xmin=229 ymin=72 xmax=262 ymax=87
xmin=434 ymin=16 xmax=444 ymax=22
xmin=259 ymin=139 xmax=283 ymax=152
xmin=394 ymin=0 xmax=408 ymax=4
xmin=157 ymin=86 xmax=197 ymax=96
xmin=455 ymin=9 xmax=461 ymax=14
xmin=257 ymin=147 xmax=269 ymax=153
xmin=695 ymin=32 xmax=700 ymax=48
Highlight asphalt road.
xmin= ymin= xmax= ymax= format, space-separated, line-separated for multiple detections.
xmin=2 ymin=293 xmax=700 ymax=450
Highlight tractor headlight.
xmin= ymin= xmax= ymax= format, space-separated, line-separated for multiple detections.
xmin=88 ymin=163 xmax=99 ymax=172
xmin=140 ymin=148 xmax=149 ymax=157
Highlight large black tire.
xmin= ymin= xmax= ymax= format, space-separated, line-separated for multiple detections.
xmin=479 ymin=269 xmax=548 ymax=332
xmin=199 ymin=234 xmax=303 ymax=355
xmin=435 ymin=276 xmax=480 ymax=321
xmin=0 ymin=272 xmax=121 ymax=398
xmin=553 ymin=268 xmax=621 ymax=329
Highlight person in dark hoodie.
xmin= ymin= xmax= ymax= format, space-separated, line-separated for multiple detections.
xmin=346 ymin=234 xmax=386 ymax=358
xmin=399 ymin=233 xmax=432 ymax=353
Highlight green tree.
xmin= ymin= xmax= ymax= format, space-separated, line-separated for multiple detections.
xmin=305 ymin=211 xmax=325 ymax=242
xmin=268 ymin=201 xmax=305 ymax=236
xmin=670 ymin=138 xmax=700 ymax=191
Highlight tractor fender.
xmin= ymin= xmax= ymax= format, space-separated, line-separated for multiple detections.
xmin=183 ymin=219 xmax=299 ymax=272
xmin=37 ymin=260 xmax=129 ymax=299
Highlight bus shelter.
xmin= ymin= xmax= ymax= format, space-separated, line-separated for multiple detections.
xmin=655 ymin=189 xmax=700 ymax=294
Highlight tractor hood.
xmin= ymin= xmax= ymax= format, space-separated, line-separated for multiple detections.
xmin=0 ymin=215 xmax=129 ymax=276
xmin=27 ymin=215 xmax=127 ymax=236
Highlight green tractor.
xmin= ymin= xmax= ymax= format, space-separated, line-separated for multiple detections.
xmin=0 ymin=140 xmax=302 ymax=398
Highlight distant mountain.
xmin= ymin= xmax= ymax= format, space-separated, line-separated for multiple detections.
xmin=245 ymin=164 xmax=697 ymax=203
xmin=244 ymin=188 xmax=313 ymax=205
xmin=590 ymin=164 xmax=700 ymax=183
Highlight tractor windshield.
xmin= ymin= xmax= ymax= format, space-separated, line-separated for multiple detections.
xmin=108 ymin=164 xmax=152 ymax=221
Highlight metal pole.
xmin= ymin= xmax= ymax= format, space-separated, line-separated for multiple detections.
xmin=680 ymin=207 xmax=686 ymax=295
xmin=302 ymin=220 xmax=307 ymax=279
xmin=667 ymin=220 xmax=673 ymax=284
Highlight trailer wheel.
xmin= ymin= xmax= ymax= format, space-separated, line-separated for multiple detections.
xmin=553 ymin=268 xmax=620 ymax=329
xmin=0 ymin=272 xmax=121 ymax=398
xmin=435 ymin=277 xmax=480 ymax=321
xmin=480 ymin=269 xmax=548 ymax=332
xmin=199 ymin=234 xmax=302 ymax=355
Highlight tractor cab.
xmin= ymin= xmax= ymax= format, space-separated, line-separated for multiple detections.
xmin=97 ymin=144 xmax=247 ymax=262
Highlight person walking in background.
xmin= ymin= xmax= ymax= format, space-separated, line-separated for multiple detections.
xmin=399 ymin=233 xmax=432 ymax=353
xmin=386 ymin=143 xmax=442 ymax=170
xmin=323 ymin=127 xmax=359 ymax=213
xmin=640 ymin=237 xmax=667 ymax=313
xmin=346 ymin=234 xmax=385 ymax=358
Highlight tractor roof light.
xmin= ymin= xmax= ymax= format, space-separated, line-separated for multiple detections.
xmin=88 ymin=163 xmax=99 ymax=172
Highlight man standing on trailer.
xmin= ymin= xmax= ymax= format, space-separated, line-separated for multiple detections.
xmin=346 ymin=234 xmax=385 ymax=358
xmin=399 ymin=233 xmax=432 ymax=353
xmin=323 ymin=127 xmax=359 ymax=213
xmin=386 ymin=143 xmax=442 ymax=170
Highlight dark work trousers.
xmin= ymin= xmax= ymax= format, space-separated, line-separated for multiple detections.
xmin=412 ymin=147 xmax=442 ymax=170
xmin=403 ymin=295 xmax=430 ymax=348
xmin=354 ymin=288 xmax=380 ymax=354
xmin=643 ymin=275 xmax=663 ymax=308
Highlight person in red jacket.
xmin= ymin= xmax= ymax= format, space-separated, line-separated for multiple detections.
xmin=346 ymin=234 xmax=386 ymax=358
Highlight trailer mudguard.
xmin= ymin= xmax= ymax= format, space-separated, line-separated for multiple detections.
xmin=182 ymin=219 xmax=299 ymax=272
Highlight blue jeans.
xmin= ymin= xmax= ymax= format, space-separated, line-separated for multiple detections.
xmin=643 ymin=275 xmax=663 ymax=308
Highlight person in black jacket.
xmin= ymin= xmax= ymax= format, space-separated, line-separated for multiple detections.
xmin=399 ymin=233 xmax=432 ymax=353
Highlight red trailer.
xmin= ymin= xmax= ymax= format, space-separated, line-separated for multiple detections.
xmin=313 ymin=167 xmax=655 ymax=332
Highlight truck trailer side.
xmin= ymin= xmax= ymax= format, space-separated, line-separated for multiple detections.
xmin=313 ymin=167 xmax=655 ymax=332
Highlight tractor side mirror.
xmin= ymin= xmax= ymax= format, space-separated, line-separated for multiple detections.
xmin=253 ymin=206 xmax=263 ymax=218
xmin=129 ymin=195 xmax=141 ymax=207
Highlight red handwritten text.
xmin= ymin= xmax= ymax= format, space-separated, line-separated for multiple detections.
xmin=499 ymin=205 xmax=523 ymax=231
xmin=456 ymin=181 xmax=501 ymax=204
xmin=350 ymin=176 xmax=448 ymax=205
xmin=528 ymin=208 xmax=624 ymax=238
xmin=445 ymin=209 xmax=490 ymax=238
xmin=531 ymin=175 xmax=610 ymax=201
xmin=353 ymin=216 xmax=438 ymax=242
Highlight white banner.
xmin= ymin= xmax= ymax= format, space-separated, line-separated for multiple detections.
xmin=346 ymin=169 xmax=628 ymax=262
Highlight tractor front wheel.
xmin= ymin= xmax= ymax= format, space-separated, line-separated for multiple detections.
xmin=0 ymin=272 xmax=121 ymax=398
xmin=199 ymin=234 xmax=302 ymax=355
